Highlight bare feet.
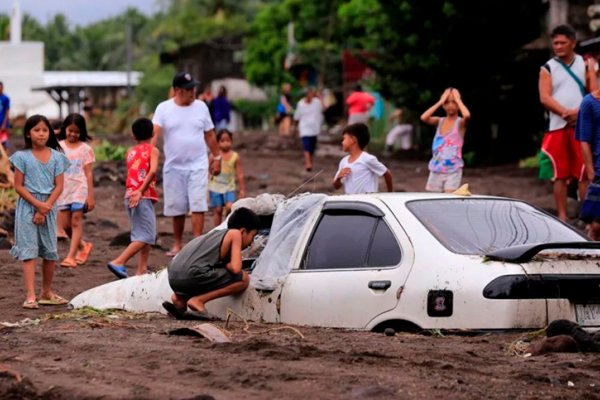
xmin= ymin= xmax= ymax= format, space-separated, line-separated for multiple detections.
xmin=186 ymin=298 xmax=207 ymax=313
xmin=171 ymin=294 xmax=188 ymax=311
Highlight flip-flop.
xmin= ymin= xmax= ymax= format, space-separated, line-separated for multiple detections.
xmin=60 ymin=259 xmax=78 ymax=269
xmin=184 ymin=309 xmax=215 ymax=321
xmin=162 ymin=301 xmax=186 ymax=320
xmin=75 ymin=242 xmax=94 ymax=264
xmin=22 ymin=300 xmax=39 ymax=309
xmin=107 ymin=262 xmax=128 ymax=279
xmin=38 ymin=294 xmax=69 ymax=306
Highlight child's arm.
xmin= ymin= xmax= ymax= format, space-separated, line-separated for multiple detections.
xmin=586 ymin=57 xmax=598 ymax=92
xmin=420 ymin=89 xmax=450 ymax=126
xmin=222 ymin=229 xmax=243 ymax=274
xmin=235 ymin=154 xmax=246 ymax=198
xmin=451 ymin=88 xmax=471 ymax=134
xmin=129 ymin=146 xmax=159 ymax=208
xmin=333 ymin=167 xmax=351 ymax=190
xmin=13 ymin=169 xmax=51 ymax=214
xmin=383 ymin=169 xmax=393 ymax=192
xmin=84 ymin=162 xmax=95 ymax=212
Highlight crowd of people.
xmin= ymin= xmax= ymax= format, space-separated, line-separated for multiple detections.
xmin=9 ymin=22 xmax=600 ymax=315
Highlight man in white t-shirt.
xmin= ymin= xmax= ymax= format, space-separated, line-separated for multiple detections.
xmin=333 ymin=123 xmax=393 ymax=194
xmin=152 ymin=72 xmax=222 ymax=256
xmin=293 ymin=87 xmax=323 ymax=172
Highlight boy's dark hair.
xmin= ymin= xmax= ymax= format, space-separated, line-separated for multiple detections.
xmin=551 ymin=24 xmax=576 ymax=40
xmin=227 ymin=207 xmax=260 ymax=231
xmin=343 ymin=123 xmax=370 ymax=149
xmin=60 ymin=113 xmax=91 ymax=142
xmin=131 ymin=117 xmax=154 ymax=140
xmin=217 ymin=129 xmax=233 ymax=141
xmin=23 ymin=114 xmax=63 ymax=152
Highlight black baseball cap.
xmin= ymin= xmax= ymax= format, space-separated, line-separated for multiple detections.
xmin=172 ymin=72 xmax=199 ymax=89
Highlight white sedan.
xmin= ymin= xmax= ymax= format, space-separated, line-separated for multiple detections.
xmin=71 ymin=192 xmax=600 ymax=331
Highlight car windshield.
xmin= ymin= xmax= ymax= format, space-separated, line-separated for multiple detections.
xmin=406 ymin=198 xmax=586 ymax=255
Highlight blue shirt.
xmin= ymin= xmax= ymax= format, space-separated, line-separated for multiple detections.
xmin=212 ymin=96 xmax=231 ymax=124
xmin=575 ymin=94 xmax=600 ymax=176
xmin=0 ymin=94 xmax=9 ymax=128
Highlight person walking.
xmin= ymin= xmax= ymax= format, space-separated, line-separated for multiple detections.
xmin=346 ymin=84 xmax=374 ymax=125
xmin=293 ymin=87 xmax=324 ymax=172
xmin=152 ymin=72 xmax=222 ymax=256
xmin=539 ymin=24 xmax=597 ymax=221
xmin=0 ymin=81 xmax=11 ymax=152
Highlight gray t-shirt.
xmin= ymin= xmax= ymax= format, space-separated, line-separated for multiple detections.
xmin=168 ymin=229 xmax=228 ymax=281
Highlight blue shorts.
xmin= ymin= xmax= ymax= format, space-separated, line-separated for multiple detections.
xmin=301 ymin=136 xmax=318 ymax=154
xmin=209 ymin=191 xmax=236 ymax=208
xmin=125 ymin=198 xmax=156 ymax=245
xmin=58 ymin=202 xmax=86 ymax=212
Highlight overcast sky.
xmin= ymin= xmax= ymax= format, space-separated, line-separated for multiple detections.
xmin=0 ymin=0 xmax=163 ymax=26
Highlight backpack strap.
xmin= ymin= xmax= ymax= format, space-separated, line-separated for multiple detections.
xmin=555 ymin=57 xmax=586 ymax=96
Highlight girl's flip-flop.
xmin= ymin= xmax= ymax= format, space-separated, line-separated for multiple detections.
xmin=22 ymin=300 xmax=39 ymax=309
xmin=38 ymin=294 xmax=69 ymax=306
xmin=75 ymin=242 xmax=94 ymax=264
xmin=60 ymin=259 xmax=78 ymax=268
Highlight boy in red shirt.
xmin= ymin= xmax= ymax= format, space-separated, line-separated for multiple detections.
xmin=107 ymin=118 xmax=160 ymax=279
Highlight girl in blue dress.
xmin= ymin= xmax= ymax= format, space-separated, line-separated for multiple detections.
xmin=10 ymin=115 xmax=70 ymax=309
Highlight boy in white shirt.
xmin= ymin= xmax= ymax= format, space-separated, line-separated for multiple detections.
xmin=333 ymin=123 xmax=393 ymax=194
xmin=293 ymin=87 xmax=323 ymax=172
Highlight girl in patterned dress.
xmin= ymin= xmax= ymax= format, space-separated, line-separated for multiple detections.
xmin=10 ymin=115 xmax=70 ymax=309
xmin=56 ymin=114 xmax=95 ymax=268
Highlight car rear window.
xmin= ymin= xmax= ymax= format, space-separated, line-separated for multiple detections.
xmin=406 ymin=198 xmax=585 ymax=255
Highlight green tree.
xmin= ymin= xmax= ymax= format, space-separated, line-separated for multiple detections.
xmin=338 ymin=0 xmax=547 ymax=162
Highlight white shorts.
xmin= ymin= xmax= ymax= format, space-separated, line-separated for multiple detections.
xmin=348 ymin=113 xmax=369 ymax=125
xmin=426 ymin=170 xmax=463 ymax=193
xmin=163 ymin=168 xmax=208 ymax=216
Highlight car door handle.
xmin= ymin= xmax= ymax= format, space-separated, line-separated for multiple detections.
xmin=368 ymin=280 xmax=391 ymax=290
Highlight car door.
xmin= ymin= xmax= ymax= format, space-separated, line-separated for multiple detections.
xmin=280 ymin=200 xmax=414 ymax=329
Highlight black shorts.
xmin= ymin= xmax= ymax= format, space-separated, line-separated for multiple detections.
xmin=168 ymin=265 xmax=243 ymax=298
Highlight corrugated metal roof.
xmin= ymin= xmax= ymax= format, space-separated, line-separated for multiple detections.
xmin=33 ymin=71 xmax=142 ymax=89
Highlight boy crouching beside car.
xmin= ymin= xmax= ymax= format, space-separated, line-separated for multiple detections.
xmin=162 ymin=207 xmax=260 ymax=320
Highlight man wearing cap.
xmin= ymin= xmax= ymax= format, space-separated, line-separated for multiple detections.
xmin=152 ymin=72 xmax=222 ymax=256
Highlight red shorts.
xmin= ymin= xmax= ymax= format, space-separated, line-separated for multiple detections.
xmin=541 ymin=126 xmax=585 ymax=181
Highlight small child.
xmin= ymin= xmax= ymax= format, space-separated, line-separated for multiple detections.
xmin=208 ymin=129 xmax=246 ymax=227
xmin=333 ymin=123 xmax=393 ymax=194
xmin=107 ymin=117 xmax=160 ymax=279
xmin=420 ymin=87 xmax=471 ymax=193
xmin=10 ymin=115 xmax=70 ymax=309
xmin=162 ymin=207 xmax=260 ymax=320
xmin=56 ymin=114 xmax=95 ymax=267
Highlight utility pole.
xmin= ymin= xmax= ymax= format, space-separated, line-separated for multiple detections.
xmin=126 ymin=23 xmax=133 ymax=97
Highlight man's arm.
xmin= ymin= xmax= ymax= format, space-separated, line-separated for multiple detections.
xmin=151 ymin=124 xmax=162 ymax=147
xmin=587 ymin=58 xmax=598 ymax=93
xmin=539 ymin=68 xmax=569 ymax=116
xmin=581 ymin=141 xmax=595 ymax=181
xmin=205 ymin=128 xmax=221 ymax=175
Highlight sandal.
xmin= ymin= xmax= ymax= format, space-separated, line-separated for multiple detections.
xmin=60 ymin=258 xmax=78 ymax=268
xmin=22 ymin=300 xmax=39 ymax=309
xmin=38 ymin=294 xmax=69 ymax=306
xmin=107 ymin=262 xmax=128 ymax=279
xmin=75 ymin=242 xmax=94 ymax=265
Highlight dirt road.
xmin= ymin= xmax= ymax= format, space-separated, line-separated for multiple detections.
xmin=0 ymin=130 xmax=597 ymax=400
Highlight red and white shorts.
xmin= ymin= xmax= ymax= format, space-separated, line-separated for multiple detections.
xmin=541 ymin=126 xmax=585 ymax=181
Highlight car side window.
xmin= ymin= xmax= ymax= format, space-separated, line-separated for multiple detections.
xmin=304 ymin=213 xmax=401 ymax=270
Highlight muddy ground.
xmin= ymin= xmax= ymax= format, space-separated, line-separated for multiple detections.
xmin=1 ymin=129 xmax=599 ymax=400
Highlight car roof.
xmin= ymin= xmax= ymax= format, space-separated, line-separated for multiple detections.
xmin=323 ymin=192 xmax=513 ymax=203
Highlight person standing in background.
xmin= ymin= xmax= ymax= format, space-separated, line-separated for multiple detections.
xmin=0 ymin=82 xmax=12 ymax=152
xmin=212 ymin=86 xmax=231 ymax=131
xmin=539 ymin=24 xmax=597 ymax=221
xmin=346 ymin=84 xmax=374 ymax=125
